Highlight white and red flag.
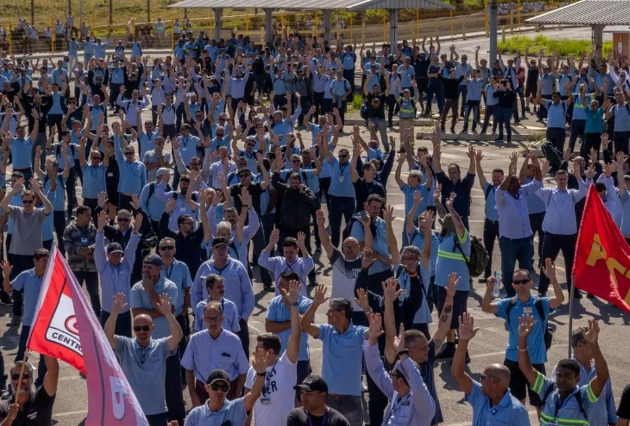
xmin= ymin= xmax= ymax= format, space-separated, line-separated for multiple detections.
xmin=27 ymin=245 xmax=149 ymax=426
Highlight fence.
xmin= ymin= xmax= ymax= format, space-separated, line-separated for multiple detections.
xmin=0 ymin=9 xmax=555 ymax=56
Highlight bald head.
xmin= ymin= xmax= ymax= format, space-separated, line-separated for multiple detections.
xmin=134 ymin=314 xmax=153 ymax=326
xmin=485 ymin=363 xmax=511 ymax=388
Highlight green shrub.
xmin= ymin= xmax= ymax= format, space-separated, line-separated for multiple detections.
xmin=498 ymin=35 xmax=612 ymax=58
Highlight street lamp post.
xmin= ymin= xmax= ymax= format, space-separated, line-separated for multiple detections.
xmin=489 ymin=0 xmax=498 ymax=64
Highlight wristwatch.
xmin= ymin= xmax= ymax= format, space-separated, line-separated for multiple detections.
xmin=257 ymin=371 xmax=266 ymax=377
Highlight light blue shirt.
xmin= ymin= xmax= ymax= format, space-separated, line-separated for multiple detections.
xmin=485 ymin=84 xmax=499 ymax=106
xmin=318 ymin=323 xmax=367 ymax=396
xmin=81 ymin=164 xmax=106 ymax=198
xmin=95 ymin=231 xmax=139 ymax=313
xmin=193 ymin=298 xmax=240 ymax=333
xmin=177 ymin=135 xmax=201 ymax=166
xmin=408 ymin=229 xmax=439 ymax=278
xmin=328 ymin=157 xmax=354 ymax=198
xmin=191 ymin=258 xmax=254 ymax=319
xmin=181 ymin=328 xmax=249 ymax=382
xmin=114 ymin=337 xmax=170 ymax=416
xmin=115 ymin=138 xmax=147 ymax=195
xmin=495 ymin=295 xmax=552 ymax=364
xmin=350 ymin=219 xmax=389 ymax=275
xmin=130 ymin=277 xmax=179 ymax=338
xmin=397 ymin=261 xmax=432 ymax=324
xmin=533 ymin=372 xmax=600 ymax=426
xmin=184 ymin=397 xmax=247 ymax=426
xmin=140 ymin=182 xmax=168 ymax=222
xmin=402 ymin=183 xmax=429 ymax=219
xmin=11 ymin=137 xmax=34 ymax=169
xmin=611 ymin=102 xmax=630 ymax=132
xmin=483 ymin=182 xmax=500 ymax=221
xmin=330 ymin=78 xmax=350 ymax=97
xmin=495 ymin=180 xmax=542 ymax=239
xmin=258 ymin=252 xmax=314 ymax=297
xmin=466 ymin=79 xmax=484 ymax=101
xmin=138 ymin=130 xmax=159 ymax=159
xmin=465 ymin=380 xmax=531 ymax=426
xmin=11 ymin=269 xmax=44 ymax=326
xmin=266 ymin=294 xmax=312 ymax=361
xmin=161 ymin=260 xmax=192 ymax=315
xmin=435 ymin=230 xmax=471 ymax=290
xmin=544 ymin=100 xmax=568 ymax=129
xmin=43 ymin=174 xmax=66 ymax=212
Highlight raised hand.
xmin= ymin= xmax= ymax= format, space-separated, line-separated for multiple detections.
xmin=269 ymin=228 xmax=280 ymax=246
xmin=312 ymin=284 xmax=329 ymax=306
xmin=133 ymin=213 xmax=144 ymax=233
xmin=367 ymin=312 xmax=384 ymax=342
xmin=97 ymin=210 xmax=107 ymax=231
xmin=582 ymin=319 xmax=600 ymax=344
xmin=165 ymin=198 xmax=176 ymax=214
xmin=111 ymin=293 xmax=128 ymax=316
xmin=382 ymin=277 xmax=402 ymax=304
xmin=0 ymin=260 xmax=12 ymax=277
xmin=157 ymin=294 xmax=173 ymax=316
xmin=252 ymin=347 xmax=269 ymax=374
xmin=361 ymin=248 xmax=376 ymax=270
xmin=315 ymin=209 xmax=326 ymax=226
xmin=392 ymin=323 xmax=405 ymax=353
xmin=238 ymin=187 xmax=252 ymax=208
xmin=458 ymin=312 xmax=480 ymax=341
xmin=354 ymin=288 xmax=371 ymax=312
xmin=383 ymin=205 xmax=395 ymax=223
xmin=281 ymin=280 xmax=301 ymax=305
xmin=518 ymin=314 xmax=534 ymax=339
xmin=541 ymin=258 xmax=556 ymax=279
xmin=446 ymin=272 xmax=460 ymax=297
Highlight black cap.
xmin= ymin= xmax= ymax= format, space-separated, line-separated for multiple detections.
xmin=106 ymin=242 xmax=124 ymax=255
xmin=206 ymin=369 xmax=230 ymax=385
xmin=212 ymin=237 xmax=230 ymax=248
xmin=294 ymin=374 xmax=328 ymax=393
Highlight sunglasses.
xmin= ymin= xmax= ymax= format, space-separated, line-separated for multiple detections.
xmin=118 ymin=218 xmax=130 ymax=223
xmin=91 ymin=156 xmax=101 ymax=160
xmin=512 ymin=279 xmax=530 ymax=285
xmin=11 ymin=373 xmax=31 ymax=381
xmin=480 ymin=373 xmax=498 ymax=381
xmin=210 ymin=382 xmax=229 ymax=392
xmin=134 ymin=325 xmax=151 ymax=332
xmin=22 ymin=200 xmax=33 ymax=205
xmin=216 ymin=134 xmax=224 ymax=137
xmin=291 ymin=160 xmax=300 ymax=163
xmin=204 ymin=314 xmax=224 ymax=323
xmin=124 ymin=152 xmax=134 ymax=156
xmin=160 ymin=245 xmax=175 ymax=252
xmin=246 ymin=143 xmax=255 ymax=147
xmin=338 ymin=154 xmax=348 ymax=158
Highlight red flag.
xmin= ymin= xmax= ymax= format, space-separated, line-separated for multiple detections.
xmin=27 ymin=246 xmax=149 ymax=426
xmin=573 ymin=185 xmax=630 ymax=314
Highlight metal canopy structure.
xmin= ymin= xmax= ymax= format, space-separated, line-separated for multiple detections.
xmin=168 ymin=0 xmax=454 ymax=47
xmin=526 ymin=0 xmax=630 ymax=54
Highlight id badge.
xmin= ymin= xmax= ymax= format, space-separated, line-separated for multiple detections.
xmin=179 ymin=207 xmax=186 ymax=212
xmin=338 ymin=176 xmax=345 ymax=183
xmin=81 ymin=237 xmax=88 ymax=246
xmin=547 ymin=422 xmax=559 ymax=426
xmin=260 ymin=397 xmax=270 ymax=405
xmin=182 ymin=147 xmax=188 ymax=152
xmin=107 ymin=172 xmax=114 ymax=177
xmin=523 ymin=307 xmax=533 ymax=315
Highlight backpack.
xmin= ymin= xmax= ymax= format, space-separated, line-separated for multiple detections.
xmin=453 ymin=234 xmax=488 ymax=278
xmin=540 ymin=384 xmax=588 ymax=421
xmin=342 ymin=213 xmax=376 ymax=241
xmin=541 ymin=140 xmax=563 ymax=173
xmin=505 ymin=297 xmax=553 ymax=350
xmin=484 ymin=185 xmax=494 ymax=200
xmin=395 ymin=263 xmax=432 ymax=313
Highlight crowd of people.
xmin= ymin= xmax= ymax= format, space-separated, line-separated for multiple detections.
xmin=0 ymin=24 xmax=627 ymax=426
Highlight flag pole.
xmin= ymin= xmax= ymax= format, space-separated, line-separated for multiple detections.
xmin=14 ymin=352 xmax=29 ymax=396
xmin=567 ymin=278 xmax=575 ymax=359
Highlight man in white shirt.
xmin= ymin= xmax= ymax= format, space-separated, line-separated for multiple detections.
xmin=244 ymin=279 xmax=301 ymax=424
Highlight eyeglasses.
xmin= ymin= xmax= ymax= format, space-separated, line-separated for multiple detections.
xmin=216 ymin=133 xmax=224 ymax=137
xmin=91 ymin=156 xmax=101 ymax=160
xmin=338 ymin=154 xmax=348 ymax=158
xmin=22 ymin=199 xmax=34 ymax=205
xmin=204 ymin=314 xmax=224 ymax=323
xmin=291 ymin=160 xmax=300 ymax=163
xmin=159 ymin=245 xmax=174 ymax=251
xmin=246 ymin=143 xmax=255 ymax=147
xmin=117 ymin=218 xmax=130 ymax=222
xmin=124 ymin=152 xmax=134 ymax=156
xmin=341 ymin=245 xmax=356 ymax=250
xmin=210 ymin=382 xmax=229 ymax=392
xmin=512 ymin=279 xmax=530 ymax=285
xmin=11 ymin=373 xmax=31 ymax=381
xmin=480 ymin=373 xmax=498 ymax=381
xmin=388 ymin=370 xmax=405 ymax=379
xmin=134 ymin=325 xmax=151 ymax=332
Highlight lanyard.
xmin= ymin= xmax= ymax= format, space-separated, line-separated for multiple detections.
xmin=262 ymin=361 xmax=278 ymax=397
xmin=164 ymin=263 xmax=174 ymax=279
xmin=213 ymin=260 xmax=230 ymax=276
xmin=553 ymin=391 xmax=577 ymax=418
xmin=384 ymin=394 xmax=410 ymax=424
xmin=339 ymin=163 xmax=348 ymax=176
xmin=182 ymin=137 xmax=189 ymax=148
xmin=307 ymin=409 xmax=328 ymax=426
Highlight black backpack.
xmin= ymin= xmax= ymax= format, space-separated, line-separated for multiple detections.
xmin=342 ymin=213 xmax=375 ymax=241
xmin=505 ymin=297 xmax=553 ymax=350
xmin=453 ymin=234 xmax=488 ymax=278
xmin=541 ymin=140 xmax=563 ymax=173
xmin=540 ymin=384 xmax=588 ymax=421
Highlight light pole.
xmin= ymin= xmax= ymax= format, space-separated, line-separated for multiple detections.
xmin=147 ymin=0 xmax=151 ymax=22
xmin=489 ymin=0 xmax=497 ymax=65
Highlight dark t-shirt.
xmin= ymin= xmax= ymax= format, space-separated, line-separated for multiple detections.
xmin=353 ymin=178 xmax=386 ymax=212
xmin=0 ymin=386 xmax=55 ymax=426
xmin=230 ymin=182 xmax=263 ymax=214
xmin=366 ymin=94 xmax=387 ymax=119
xmin=286 ymin=407 xmax=351 ymax=426
xmin=618 ymin=384 xmax=630 ymax=419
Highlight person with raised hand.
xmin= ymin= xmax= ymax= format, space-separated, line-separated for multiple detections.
xmin=519 ymin=316 xmax=609 ymax=423
xmin=301 ymin=284 xmax=368 ymax=426
xmin=364 ymin=312 xmax=436 ymax=426
xmin=245 ymin=279 xmax=302 ymax=424
xmin=452 ymin=312 xmax=530 ymax=426
xmin=105 ymin=293 xmax=182 ymax=426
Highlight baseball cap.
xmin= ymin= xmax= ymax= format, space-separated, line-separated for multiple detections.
xmin=156 ymin=168 xmax=169 ymax=178
xmin=212 ymin=237 xmax=230 ymax=248
xmin=206 ymin=369 xmax=230 ymax=385
xmin=294 ymin=374 xmax=329 ymax=393
xmin=106 ymin=242 xmax=124 ymax=255
xmin=143 ymin=253 xmax=163 ymax=267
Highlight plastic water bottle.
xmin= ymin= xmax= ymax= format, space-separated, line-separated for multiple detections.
xmin=492 ymin=272 xmax=501 ymax=298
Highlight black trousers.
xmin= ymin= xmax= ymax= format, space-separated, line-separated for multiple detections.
xmin=75 ymin=271 xmax=101 ymax=317
xmin=237 ymin=319 xmax=250 ymax=360
xmin=10 ymin=253 xmax=33 ymax=317
xmin=529 ymin=212 xmax=545 ymax=269
xmin=483 ymin=219 xmax=499 ymax=278
xmin=53 ymin=211 xmax=66 ymax=256
xmin=537 ymin=232 xmax=576 ymax=294
xmin=366 ymin=355 xmax=388 ymax=426
xmin=165 ymin=350 xmax=185 ymax=425
xmin=546 ymin=128 xmax=566 ymax=153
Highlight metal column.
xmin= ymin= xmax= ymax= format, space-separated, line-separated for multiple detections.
xmin=389 ymin=9 xmax=398 ymax=48
xmin=489 ymin=0 xmax=498 ymax=64
xmin=214 ymin=8 xmax=222 ymax=41
xmin=323 ymin=10 xmax=332 ymax=44
xmin=592 ymin=24 xmax=604 ymax=58
xmin=265 ymin=9 xmax=273 ymax=44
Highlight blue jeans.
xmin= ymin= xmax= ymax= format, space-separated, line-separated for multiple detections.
xmin=463 ymin=100 xmax=481 ymax=131
xmin=17 ymin=325 xmax=47 ymax=387
xmin=328 ymin=195 xmax=355 ymax=247
xmin=499 ymin=236 xmax=533 ymax=297
xmin=100 ymin=310 xmax=132 ymax=338
xmin=426 ymin=80 xmax=444 ymax=113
